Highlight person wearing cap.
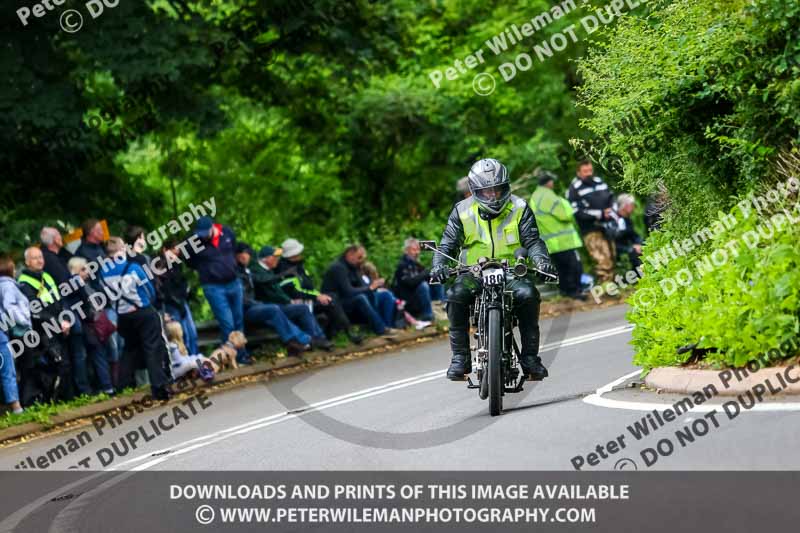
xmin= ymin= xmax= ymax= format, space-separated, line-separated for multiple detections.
xmin=252 ymin=245 xmax=333 ymax=351
xmin=186 ymin=216 xmax=247 ymax=362
xmin=275 ymin=238 xmax=362 ymax=345
xmin=530 ymin=171 xmax=585 ymax=299
xmin=234 ymin=243 xmax=314 ymax=356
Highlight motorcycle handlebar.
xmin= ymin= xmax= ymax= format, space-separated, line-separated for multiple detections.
xmin=430 ymin=264 xmax=558 ymax=284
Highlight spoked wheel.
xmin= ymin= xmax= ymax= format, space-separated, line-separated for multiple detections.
xmin=487 ymin=308 xmax=503 ymax=416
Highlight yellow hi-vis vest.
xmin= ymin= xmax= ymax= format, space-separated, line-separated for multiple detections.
xmin=17 ymin=271 xmax=60 ymax=305
xmin=457 ymin=195 xmax=527 ymax=264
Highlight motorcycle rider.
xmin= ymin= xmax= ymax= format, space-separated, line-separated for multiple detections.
xmin=430 ymin=159 xmax=557 ymax=381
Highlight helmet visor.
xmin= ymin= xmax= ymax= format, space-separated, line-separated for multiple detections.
xmin=474 ymin=184 xmax=510 ymax=203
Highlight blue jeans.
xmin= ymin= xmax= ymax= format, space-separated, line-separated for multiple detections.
xmin=165 ymin=302 xmax=199 ymax=355
xmin=245 ymin=302 xmax=310 ymax=345
xmin=0 ymin=331 xmax=19 ymax=404
xmin=202 ymin=280 xmax=244 ymax=342
xmin=412 ymin=282 xmax=436 ymax=321
xmin=89 ymin=339 xmax=115 ymax=393
xmin=371 ymin=290 xmax=397 ymax=328
xmin=280 ymin=304 xmax=326 ymax=339
xmin=342 ymin=292 xmax=387 ymax=334
xmin=430 ymin=283 xmax=445 ymax=302
xmin=69 ymin=320 xmax=91 ymax=395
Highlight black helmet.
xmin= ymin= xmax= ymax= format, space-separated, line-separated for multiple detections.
xmin=467 ymin=158 xmax=511 ymax=215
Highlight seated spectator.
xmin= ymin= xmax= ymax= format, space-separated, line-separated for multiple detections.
xmin=17 ymin=247 xmax=74 ymax=405
xmin=530 ymin=171 xmax=585 ymax=299
xmin=391 ymin=238 xmax=443 ymax=321
xmin=185 ymin=216 xmax=246 ymax=362
xmin=101 ymin=237 xmax=171 ymax=400
xmin=67 ymin=257 xmax=117 ymax=395
xmin=321 ymin=245 xmax=398 ymax=336
xmin=154 ymin=239 xmax=199 ymax=355
xmin=275 ymin=238 xmax=362 ymax=344
xmin=0 ymin=255 xmax=27 ymax=414
xmin=234 ymin=243 xmax=312 ymax=357
xmin=612 ymin=194 xmax=643 ymax=271
xmin=164 ymin=321 xmax=214 ymax=382
xmin=41 ymin=226 xmax=92 ymax=393
xmin=361 ymin=261 xmax=402 ymax=328
xmin=249 ymin=245 xmax=333 ymax=351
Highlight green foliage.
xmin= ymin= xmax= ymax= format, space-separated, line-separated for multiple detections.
xmin=2 ymin=0 xmax=590 ymax=279
xmin=578 ymin=0 xmax=800 ymax=369
xmin=630 ymin=197 xmax=800 ymax=369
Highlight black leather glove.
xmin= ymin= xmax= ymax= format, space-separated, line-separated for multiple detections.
xmin=536 ymin=260 xmax=558 ymax=280
xmin=430 ymin=265 xmax=450 ymax=284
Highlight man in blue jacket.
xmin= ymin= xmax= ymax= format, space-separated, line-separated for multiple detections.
xmin=186 ymin=216 xmax=248 ymax=363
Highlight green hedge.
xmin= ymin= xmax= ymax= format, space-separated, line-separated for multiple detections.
xmin=576 ymin=0 xmax=800 ymax=369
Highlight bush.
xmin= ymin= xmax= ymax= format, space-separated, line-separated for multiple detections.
xmin=576 ymin=0 xmax=800 ymax=369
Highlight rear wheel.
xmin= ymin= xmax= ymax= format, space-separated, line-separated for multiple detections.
xmin=487 ymin=308 xmax=503 ymax=416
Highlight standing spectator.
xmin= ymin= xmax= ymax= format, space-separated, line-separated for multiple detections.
xmin=75 ymin=219 xmax=107 ymax=265
xmin=17 ymin=247 xmax=74 ymax=404
xmin=154 ymin=239 xmax=199 ymax=355
xmin=321 ymin=245 xmax=398 ymax=336
xmin=530 ymin=172 xmax=585 ymax=299
xmin=234 ymin=243 xmax=312 ymax=357
xmin=275 ymin=238 xmax=362 ymax=344
xmin=391 ymin=238 xmax=442 ymax=321
xmin=612 ymin=194 xmax=644 ymax=271
xmin=40 ymin=227 xmax=73 ymax=285
xmin=567 ymin=160 xmax=616 ymax=283
xmin=124 ymin=225 xmax=150 ymax=267
xmin=75 ymin=219 xmax=121 ymax=378
xmin=0 ymin=256 xmax=27 ymax=414
xmin=101 ymin=237 xmax=171 ymax=400
xmin=251 ymin=246 xmax=333 ymax=351
xmin=68 ymin=257 xmax=117 ymax=395
xmin=41 ymin=226 xmax=91 ymax=393
xmin=185 ymin=216 xmax=245 ymax=361
xmin=456 ymin=176 xmax=472 ymax=200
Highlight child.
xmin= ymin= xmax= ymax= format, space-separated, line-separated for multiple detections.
xmin=165 ymin=321 xmax=214 ymax=382
xmin=361 ymin=262 xmax=431 ymax=331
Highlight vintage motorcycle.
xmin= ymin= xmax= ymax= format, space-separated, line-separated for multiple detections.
xmin=421 ymin=241 xmax=558 ymax=416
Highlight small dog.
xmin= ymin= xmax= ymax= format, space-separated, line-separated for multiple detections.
xmin=209 ymin=331 xmax=247 ymax=372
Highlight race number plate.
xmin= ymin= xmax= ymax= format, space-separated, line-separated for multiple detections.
xmin=481 ymin=268 xmax=504 ymax=286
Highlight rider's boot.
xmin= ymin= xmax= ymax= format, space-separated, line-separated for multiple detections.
xmin=446 ymin=301 xmax=472 ymax=380
xmin=517 ymin=300 xmax=548 ymax=381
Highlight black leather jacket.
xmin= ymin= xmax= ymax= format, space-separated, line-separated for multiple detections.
xmin=432 ymin=195 xmax=550 ymax=270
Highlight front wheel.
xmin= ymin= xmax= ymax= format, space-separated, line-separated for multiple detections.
xmin=487 ymin=308 xmax=503 ymax=416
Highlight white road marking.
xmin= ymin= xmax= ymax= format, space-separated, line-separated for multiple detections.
xmin=114 ymin=324 xmax=634 ymax=471
xmin=0 ymin=324 xmax=634 ymax=533
xmin=584 ymin=370 xmax=800 ymax=412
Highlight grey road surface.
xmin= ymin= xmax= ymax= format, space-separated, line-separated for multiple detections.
xmin=2 ymin=305 xmax=799 ymax=472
